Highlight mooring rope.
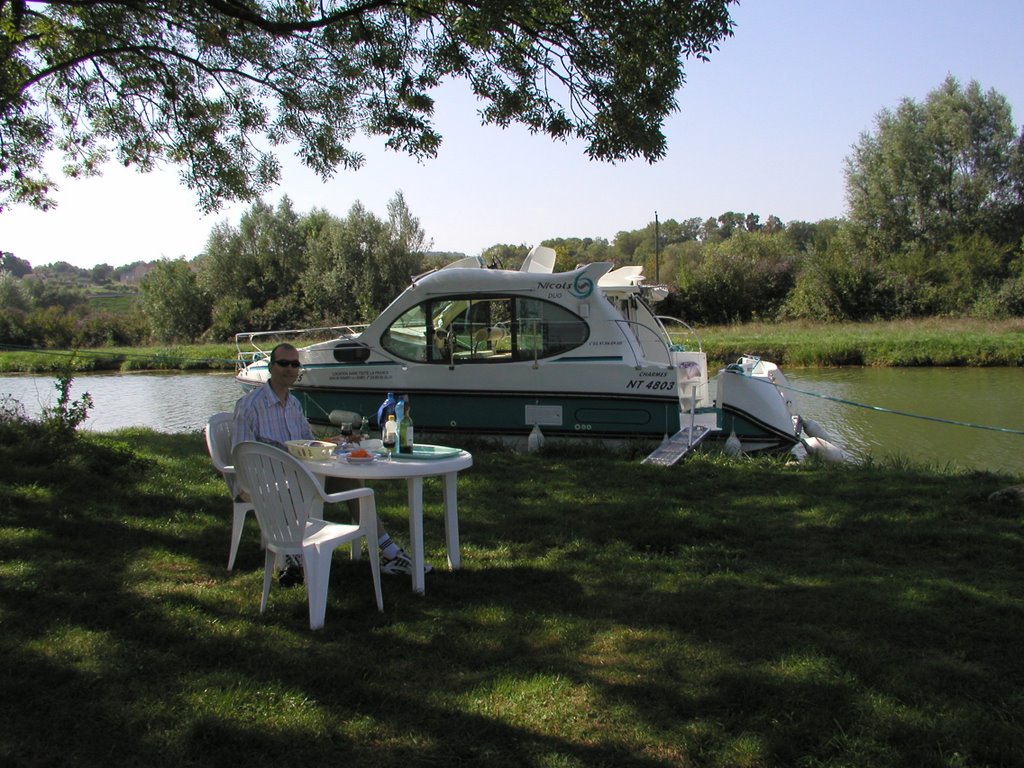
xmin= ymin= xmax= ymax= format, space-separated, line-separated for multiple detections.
xmin=783 ymin=380 xmax=1024 ymax=436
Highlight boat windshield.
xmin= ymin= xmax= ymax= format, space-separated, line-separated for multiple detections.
xmin=380 ymin=295 xmax=589 ymax=363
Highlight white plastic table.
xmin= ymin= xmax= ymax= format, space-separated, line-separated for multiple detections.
xmin=304 ymin=447 xmax=473 ymax=594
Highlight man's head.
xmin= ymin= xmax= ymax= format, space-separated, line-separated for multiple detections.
xmin=268 ymin=343 xmax=302 ymax=391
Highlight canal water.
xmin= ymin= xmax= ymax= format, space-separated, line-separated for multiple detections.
xmin=786 ymin=367 xmax=1024 ymax=476
xmin=1 ymin=368 xmax=1022 ymax=476
xmin=0 ymin=372 xmax=243 ymax=434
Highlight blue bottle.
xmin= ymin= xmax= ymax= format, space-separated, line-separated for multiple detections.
xmin=376 ymin=391 xmax=397 ymax=429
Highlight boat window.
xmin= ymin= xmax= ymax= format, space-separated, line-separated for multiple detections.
xmin=379 ymin=295 xmax=589 ymax=363
xmin=380 ymin=304 xmax=430 ymax=361
xmin=514 ymin=297 xmax=589 ymax=358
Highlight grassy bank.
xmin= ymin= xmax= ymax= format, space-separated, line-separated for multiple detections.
xmin=1 ymin=424 xmax=1022 ymax=767
xmin=2 ymin=319 xmax=1023 ymax=374
xmin=0 ymin=343 xmax=238 ymax=374
xmin=696 ymin=317 xmax=1024 ymax=367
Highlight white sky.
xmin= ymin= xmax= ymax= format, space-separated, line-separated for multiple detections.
xmin=3 ymin=0 xmax=1024 ymax=270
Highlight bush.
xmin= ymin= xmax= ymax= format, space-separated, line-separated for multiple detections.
xmin=676 ymin=232 xmax=797 ymax=323
xmin=72 ymin=310 xmax=149 ymax=347
xmin=25 ymin=306 xmax=76 ymax=347
xmin=206 ymin=297 xmax=253 ymax=342
xmin=970 ymin=276 xmax=1024 ymax=319
xmin=39 ymin=371 xmax=93 ymax=441
xmin=0 ymin=393 xmax=28 ymax=424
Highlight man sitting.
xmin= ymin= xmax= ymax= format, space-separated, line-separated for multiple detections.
xmin=232 ymin=342 xmax=430 ymax=585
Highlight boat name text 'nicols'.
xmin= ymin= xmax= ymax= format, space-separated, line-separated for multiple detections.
xmin=536 ymin=274 xmax=594 ymax=299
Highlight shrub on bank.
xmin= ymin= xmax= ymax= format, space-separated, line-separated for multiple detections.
xmin=0 ymin=306 xmax=148 ymax=349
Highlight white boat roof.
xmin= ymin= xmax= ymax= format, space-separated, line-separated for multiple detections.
xmin=414 ymin=259 xmax=615 ymax=296
xmin=417 ymin=245 xmax=651 ymax=298
xmin=599 ymin=265 xmax=644 ymax=287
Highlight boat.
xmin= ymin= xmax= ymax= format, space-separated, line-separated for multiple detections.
xmin=234 ymin=246 xmax=828 ymax=457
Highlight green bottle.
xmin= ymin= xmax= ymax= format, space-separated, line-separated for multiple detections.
xmin=399 ymin=396 xmax=414 ymax=454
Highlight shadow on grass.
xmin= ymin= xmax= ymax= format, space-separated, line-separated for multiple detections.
xmin=1 ymin=428 xmax=1022 ymax=766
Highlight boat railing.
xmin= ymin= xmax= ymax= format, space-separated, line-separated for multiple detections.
xmin=611 ymin=318 xmax=680 ymax=368
xmin=234 ymin=325 xmax=369 ymax=371
xmin=655 ymin=316 xmax=704 ymax=353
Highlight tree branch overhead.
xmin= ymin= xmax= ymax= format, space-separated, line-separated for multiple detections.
xmin=1 ymin=0 xmax=735 ymax=212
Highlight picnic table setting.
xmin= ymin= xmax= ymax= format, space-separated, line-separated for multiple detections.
xmin=207 ymin=391 xmax=473 ymax=632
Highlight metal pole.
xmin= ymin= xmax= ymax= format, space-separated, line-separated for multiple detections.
xmin=655 ymin=212 xmax=660 ymax=283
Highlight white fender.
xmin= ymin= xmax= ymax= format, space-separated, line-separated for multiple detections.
xmin=527 ymin=423 xmax=545 ymax=453
xmin=802 ymin=417 xmax=836 ymax=443
xmin=724 ymin=430 xmax=743 ymax=457
xmin=803 ymin=436 xmax=846 ymax=463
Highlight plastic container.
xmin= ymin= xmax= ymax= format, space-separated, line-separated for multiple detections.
xmin=382 ymin=415 xmax=399 ymax=458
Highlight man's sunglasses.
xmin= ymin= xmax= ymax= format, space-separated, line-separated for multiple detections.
xmin=273 ymin=359 xmax=302 ymax=368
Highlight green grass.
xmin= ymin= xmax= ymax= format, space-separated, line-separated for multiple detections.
xmin=1 ymin=424 xmax=1022 ymax=767
xmin=87 ymin=292 xmax=139 ymax=314
xmin=0 ymin=344 xmax=238 ymax=373
xmin=697 ymin=318 xmax=1024 ymax=367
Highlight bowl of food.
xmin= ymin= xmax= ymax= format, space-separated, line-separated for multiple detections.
xmin=285 ymin=440 xmax=337 ymax=461
xmin=345 ymin=447 xmax=376 ymax=463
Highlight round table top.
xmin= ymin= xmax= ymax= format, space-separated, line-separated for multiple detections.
xmin=303 ymin=447 xmax=473 ymax=479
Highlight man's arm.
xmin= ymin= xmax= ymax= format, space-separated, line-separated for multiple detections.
xmin=231 ymin=395 xmax=259 ymax=450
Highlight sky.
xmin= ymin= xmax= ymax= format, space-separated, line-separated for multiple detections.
xmin=3 ymin=0 xmax=1024 ymax=270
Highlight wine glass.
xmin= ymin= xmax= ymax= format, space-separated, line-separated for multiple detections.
xmin=382 ymin=432 xmax=396 ymax=461
xmin=340 ymin=422 xmax=353 ymax=449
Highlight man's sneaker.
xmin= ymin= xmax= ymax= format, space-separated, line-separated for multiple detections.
xmin=381 ymin=549 xmax=433 ymax=576
xmin=279 ymin=555 xmax=304 ymax=587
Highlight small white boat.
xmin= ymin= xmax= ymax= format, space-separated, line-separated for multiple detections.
xmin=235 ymin=247 xmax=819 ymax=455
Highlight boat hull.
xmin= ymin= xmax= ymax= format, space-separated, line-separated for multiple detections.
xmin=240 ymin=375 xmax=685 ymax=439
xmin=236 ymin=373 xmax=799 ymax=453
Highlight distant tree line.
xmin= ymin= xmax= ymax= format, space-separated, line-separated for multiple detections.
xmin=589 ymin=77 xmax=1024 ymax=324
xmin=1 ymin=77 xmax=1022 ymax=347
xmin=0 ymin=252 xmax=150 ymax=348
xmin=135 ymin=192 xmax=430 ymax=342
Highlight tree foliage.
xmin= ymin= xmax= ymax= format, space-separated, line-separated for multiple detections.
xmin=1 ymin=250 xmax=32 ymax=277
xmin=1 ymin=0 xmax=735 ymax=212
xmin=193 ymin=191 xmax=427 ymax=340
xmin=675 ymin=230 xmax=797 ymax=323
xmin=845 ymin=76 xmax=1024 ymax=256
xmin=300 ymin=193 xmax=426 ymax=324
xmin=139 ymin=258 xmax=210 ymax=342
xmin=781 ymin=223 xmax=898 ymax=321
xmin=198 ymin=196 xmax=305 ymax=327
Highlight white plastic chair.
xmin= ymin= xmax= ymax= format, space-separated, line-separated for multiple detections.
xmin=231 ymin=441 xmax=384 ymax=630
xmin=204 ymin=412 xmax=256 ymax=570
